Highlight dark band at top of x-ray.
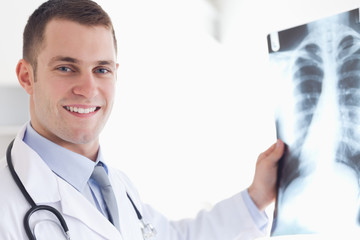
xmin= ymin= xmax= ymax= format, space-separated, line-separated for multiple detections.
xmin=268 ymin=8 xmax=360 ymax=235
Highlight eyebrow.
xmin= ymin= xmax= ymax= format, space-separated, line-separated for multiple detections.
xmin=97 ymin=60 xmax=116 ymax=66
xmin=48 ymin=56 xmax=116 ymax=67
xmin=48 ymin=56 xmax=79 ymax=66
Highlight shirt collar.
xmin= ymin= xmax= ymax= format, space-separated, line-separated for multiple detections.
xmin=23 ymin=122 xmax=104 ymax=192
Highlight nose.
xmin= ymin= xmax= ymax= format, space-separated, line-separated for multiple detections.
xmin=72 ymin=72 xmax=99 ymax=98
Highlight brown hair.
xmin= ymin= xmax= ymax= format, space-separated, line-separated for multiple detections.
xmin=23 ymin=0 xmax=117 ymax=70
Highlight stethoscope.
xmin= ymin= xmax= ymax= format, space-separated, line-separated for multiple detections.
xmin=6 ymin=139 xmax=157 ymax=240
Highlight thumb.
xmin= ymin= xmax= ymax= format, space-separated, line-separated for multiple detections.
xmin=258 ymin=139 xmax=284 ymax=163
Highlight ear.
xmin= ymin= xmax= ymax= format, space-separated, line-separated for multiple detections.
xmin=16 ymin=59 xmax=35 ymax=95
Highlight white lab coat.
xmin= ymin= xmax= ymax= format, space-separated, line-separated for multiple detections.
xmin=0 ymin=126 xmax=265 ymax=240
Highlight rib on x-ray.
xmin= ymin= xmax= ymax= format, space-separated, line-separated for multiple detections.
xmin=268 ymin=8 xmax=360 ymax=236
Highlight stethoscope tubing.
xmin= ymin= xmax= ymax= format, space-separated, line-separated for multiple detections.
xmin=7 ymin=140 xmax=36 ymax=207
xmin=24 ymin=205 xmax=70 ymax=240
xmin=7 ymin=139 xmax=70 ymax=240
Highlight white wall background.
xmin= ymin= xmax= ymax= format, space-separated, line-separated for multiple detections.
xmin=1 ymin=0 xmax=359 ymax=221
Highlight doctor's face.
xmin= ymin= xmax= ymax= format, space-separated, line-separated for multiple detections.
xmin=17 ymin=19 xmax=118 ymax=158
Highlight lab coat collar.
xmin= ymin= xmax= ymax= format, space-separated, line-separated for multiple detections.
xmin=12 ymin=125 xmax=123 ymax=239
xmin=12 ymin=127 xmax=60 ymax=204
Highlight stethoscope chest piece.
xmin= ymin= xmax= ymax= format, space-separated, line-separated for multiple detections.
xmin=140 ymin=219 xmax=157 ymax=240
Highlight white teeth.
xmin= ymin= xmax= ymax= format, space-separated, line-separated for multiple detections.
xmin=65 ymin=106 xmax=97 ymax=114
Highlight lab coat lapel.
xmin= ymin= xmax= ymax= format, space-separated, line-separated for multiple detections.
xmin=109 ymin=170 xmax=145 ymax=240
xmin=59 ymin=170 xmax=144 ymax=240
xmin=58 ymin=177 xmax=123 ymax=239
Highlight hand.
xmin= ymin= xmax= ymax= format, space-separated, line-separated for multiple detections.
xmin=248 ymin=139 xmax=284 ymax=211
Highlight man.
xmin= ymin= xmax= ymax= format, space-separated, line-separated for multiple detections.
xmin=0 ymin=0 xmax=284 ymax=239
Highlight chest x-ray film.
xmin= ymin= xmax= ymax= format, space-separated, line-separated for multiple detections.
xmin=269 ymin=8 xmax=360 ymax=236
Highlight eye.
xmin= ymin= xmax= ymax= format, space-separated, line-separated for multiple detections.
xmin=57 ymin=66 xmax=73 ymax=72
xmin=94 ymin=68 xmax=110 ymax=74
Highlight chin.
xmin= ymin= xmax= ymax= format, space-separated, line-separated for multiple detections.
xmin=60 ymin=131 xmax=99 ymax=145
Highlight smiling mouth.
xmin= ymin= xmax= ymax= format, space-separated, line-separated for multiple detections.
xmin=64 ymin=106 xmax=100 ymax=114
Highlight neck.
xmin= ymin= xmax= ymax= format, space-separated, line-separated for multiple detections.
xmin=28 ymin=121 xmax=100 ymax=161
